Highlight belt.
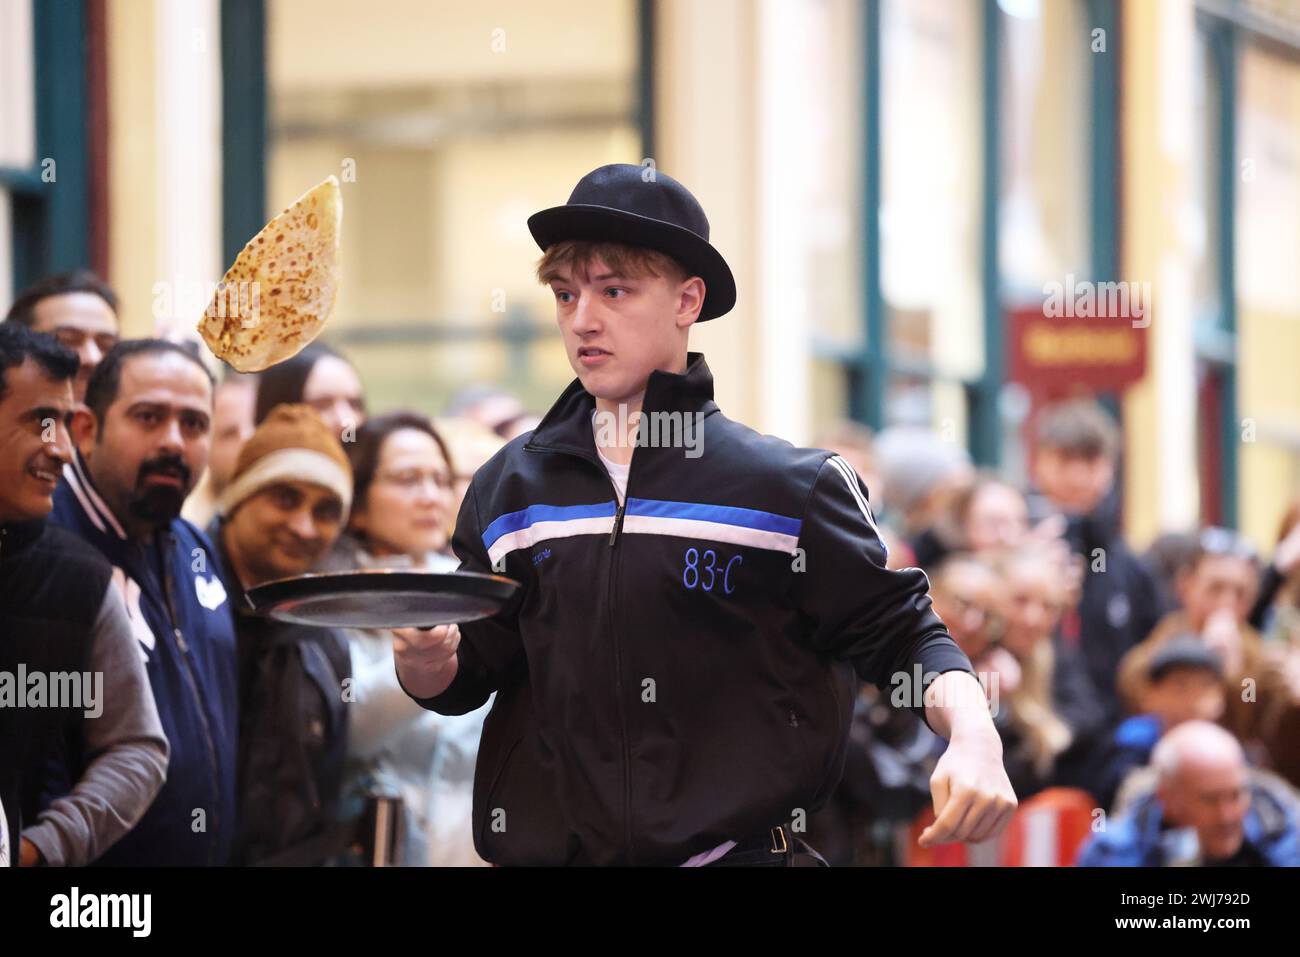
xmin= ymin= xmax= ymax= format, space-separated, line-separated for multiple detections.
xmin=704 ymin=823 xmax=829 ymax=867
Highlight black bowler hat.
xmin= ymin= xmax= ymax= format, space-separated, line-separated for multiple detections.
xmin=527 ymin=164 xmax=736 ymax=321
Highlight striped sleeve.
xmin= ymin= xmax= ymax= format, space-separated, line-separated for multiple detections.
xmin=790 ymin=455 xmax=974 ymax=727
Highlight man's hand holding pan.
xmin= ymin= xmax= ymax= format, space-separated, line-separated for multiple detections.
xmin=392 ymin=624 xmax=461 ymax=700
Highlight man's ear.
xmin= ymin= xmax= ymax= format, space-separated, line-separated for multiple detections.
xmin=70 ymin=407 xmax=98 ymax=459
xmin=676 ymin=276 xmax=705 ymax=329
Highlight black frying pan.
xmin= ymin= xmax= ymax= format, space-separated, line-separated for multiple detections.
xmin=245 ymin=569 xmax=519 ymax=629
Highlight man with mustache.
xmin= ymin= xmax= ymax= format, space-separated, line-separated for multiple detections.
xmin=0 ymin=324 xmax=168 ymax=868
xmin=47 ymin=339 xmax=239 ymax=865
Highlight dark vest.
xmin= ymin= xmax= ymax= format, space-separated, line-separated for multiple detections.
xmin=0 ymin=519 xmax=110 ymax=859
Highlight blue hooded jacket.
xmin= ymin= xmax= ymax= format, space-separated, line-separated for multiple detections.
xmin=1076 ymin=776 xmax=1300 ymax=867
xmin=47 ymin=453 xmax=238 ymax=865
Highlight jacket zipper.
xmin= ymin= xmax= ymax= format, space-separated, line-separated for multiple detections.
xmin=153 ymin=535 xmax=223 ymax=865
xmin=605 ymin=490 xmax=634 ymax=864
xmin=608 ymin=499 xmax=626 ymax=545
xmin=530 ymin=440 xmax=636 ymax=864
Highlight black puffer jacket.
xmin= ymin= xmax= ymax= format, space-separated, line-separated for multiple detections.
xmin=0 ymin=520 xmax=104 ymax=861
xmin=412 ymin=353 xmax=973 ymax=865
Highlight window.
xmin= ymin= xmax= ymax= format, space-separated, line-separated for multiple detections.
xmin=0 ymin=0 xmax=36 ymax=309
xmin=1236 ymin=39 xmax=1300 ymax=543
xmin=1193 ymin=2 xmax=1300 ymax=538
xmin=879 ymin=0 xmax=983 ymax=434
xmin=997 ymin=0 xmax=1091 ymax=297
xmin=264 ymin=0 xmax=643 ymax=417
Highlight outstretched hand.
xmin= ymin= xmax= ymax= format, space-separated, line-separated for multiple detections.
xmin=919 ymin=670 xmax=1018 ymax=847
xmin=919 ymin=728 xmax=1018 ymax=847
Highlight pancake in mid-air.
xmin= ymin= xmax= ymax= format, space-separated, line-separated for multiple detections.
xmin=197 ymin=175 xmax=342 ymax=372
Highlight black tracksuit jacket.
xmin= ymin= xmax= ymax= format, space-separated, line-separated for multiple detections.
xmin=409 ymin=352 xmax=973 ymax=865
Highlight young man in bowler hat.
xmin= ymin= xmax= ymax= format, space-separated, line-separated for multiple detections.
xmin=395 ymin=164 xmax=1016 ymax=865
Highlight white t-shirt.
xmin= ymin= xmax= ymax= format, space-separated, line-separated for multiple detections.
xmin=595 ymin=443 xmax=630 ymax=505
xmin=592 ymin=412 xmax=631 ymax=503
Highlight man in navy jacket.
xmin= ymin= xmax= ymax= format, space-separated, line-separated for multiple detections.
xmin=49 ymin=339 xmax=238 ymax=865
xmin=395 ymin=165 xmax=1018 ymax=865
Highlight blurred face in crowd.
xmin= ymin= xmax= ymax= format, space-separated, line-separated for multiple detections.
xmin=499 ymin=414 xmax=541 ymax=442
xmin=1143 ymin=667 xmax=1225 ymax=729
xmin=909 ymin=465 xmax=975 ymax=537
xmin=223 ymin=481 xmax=344 ymax=586
xmin=1178 ymin=554 xmax=1258 ymax=632
xmin=0 ymin=360 xmax=75 ymax=523
xmin=76 ymin=352 xmax=212 ymax=539
xmin=1159 ymin=750 xmax=1250 ymax=862
xmin=999 ymin=557 xmax=1063 ymax=660
xmin=208 ymin=378 xmax=258 ymax=496
xmin=466 ymin=393 xmax=525 ymax=436
xmin=931 ymin=560 xmax=1000 ymax=662
xmin=548 ymin=254 xmax=704 ymax=415
xmin=351 ymin=428 xmax=454 ymax=559
xmin=965 ymin=482 xmax=1029 ymax=553
xmin=27 ymin=293 xmax=119 ymax=402
xmin=1033 ymin=449 xmax=1113 ymax=517
xmin=302 ymin=355 xmax=365 ymax=438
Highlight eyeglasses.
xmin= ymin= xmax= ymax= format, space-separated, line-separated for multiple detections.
xmin=376 ymin=468 xmax=450 ymax=493
xmin=947 ymin=592 xmax=995 ymax=623
xmin=53 ymin=327 xmax=118 ymax=355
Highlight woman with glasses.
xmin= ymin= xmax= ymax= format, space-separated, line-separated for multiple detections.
xmin=929 ymin=554 xmax=1066 ymax=800
xmin=333 ymin=411 xmax=489 ymax=866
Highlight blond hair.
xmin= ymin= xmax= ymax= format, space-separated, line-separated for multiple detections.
xmin=995 ymin=545 xmax=1074 ymax=775
xmin=1008 ymin=639 xmax=1074 ymax=776
xmin=536 ymin=240 xmax=689 ymax=287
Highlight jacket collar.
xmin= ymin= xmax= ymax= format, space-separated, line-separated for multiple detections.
xmin=525 ymin=351 xmax=718 ymax=459
xmin=63 ymin=448 xmax=129 ymax=540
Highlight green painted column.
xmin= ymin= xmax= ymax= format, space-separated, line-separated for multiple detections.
xmin=32 ymin=0 xmax=90 ymax=277
xmin=855 ymin=0 xmax=885 ymax=430
xmin=1212 ymin=21 xmax=1239 ymax=529
xmin=221 ymin=0 xmax=267 ymax=268
xmin=970 ymin=0 xmax=1002 ymax=467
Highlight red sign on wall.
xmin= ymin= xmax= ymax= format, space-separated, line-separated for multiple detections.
xmin=1006 ymin=285 xmax=1150 ymax=396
